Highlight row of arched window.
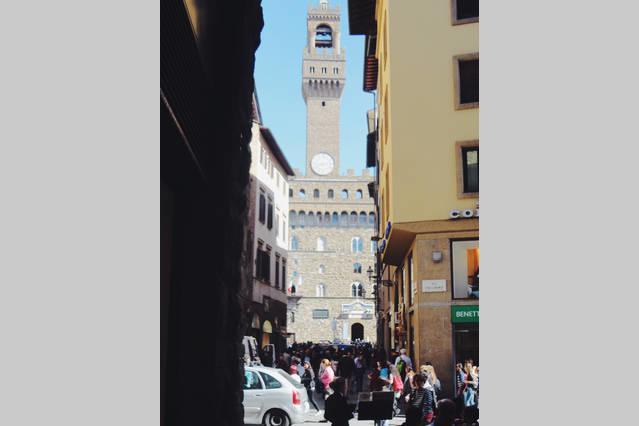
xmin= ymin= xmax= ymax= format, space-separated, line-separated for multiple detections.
xmin=290 ymin=188 xmax=366 ymax=200
xmin=290 ymin=211 xmax=375 ymax=228
xmin=290 ymin=236 xmax=374 ymax=253
xmin=313 ymin=283 xmax=364 ymax=298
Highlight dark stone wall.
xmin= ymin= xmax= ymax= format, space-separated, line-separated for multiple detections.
xmin=161 ymin=1 xmax=263 ymax=425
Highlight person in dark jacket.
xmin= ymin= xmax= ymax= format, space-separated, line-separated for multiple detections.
xmin=338 ymin=351 xmax=355 ymax=395
xmin=301 ymin=361 xmax=321 ymax=412
xmin=406 ymin=373 xmax=435 ymax=424
xmin=324 ymin=377 xmax=353 ymax=426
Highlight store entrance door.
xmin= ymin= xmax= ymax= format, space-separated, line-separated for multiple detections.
xmin=453 ymin=323 xmax=479 ymax=364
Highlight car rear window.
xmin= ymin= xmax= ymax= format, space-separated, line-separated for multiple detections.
xmin=276 ymin=369 xmax=305 ymax=389
xmin=258 ymin=371 xmax=282 ymax=389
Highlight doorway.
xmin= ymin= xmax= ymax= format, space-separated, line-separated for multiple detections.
xmin=351 ymin=322 xmax=364 ymax=341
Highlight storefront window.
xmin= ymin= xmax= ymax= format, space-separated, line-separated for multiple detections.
xmin=452 ymin=239 xmax=479 ymax=299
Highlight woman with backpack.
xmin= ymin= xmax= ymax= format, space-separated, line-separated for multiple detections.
xmin=404 ymin=373 xmax=435 ymax=425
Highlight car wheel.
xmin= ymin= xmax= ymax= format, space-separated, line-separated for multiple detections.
xmin=263 ymin=409 xmax=290 ymax=426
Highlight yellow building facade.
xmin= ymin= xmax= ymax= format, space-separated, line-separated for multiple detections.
xmin=349 ymin=0 xmax=479 ymax=397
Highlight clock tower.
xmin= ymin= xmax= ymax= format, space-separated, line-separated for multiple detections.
xmin=302 ymin=0 xmax=344 ymax=177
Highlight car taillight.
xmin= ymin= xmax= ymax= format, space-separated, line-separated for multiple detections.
xmin=292 ymin=390 xmax=301 ymax=405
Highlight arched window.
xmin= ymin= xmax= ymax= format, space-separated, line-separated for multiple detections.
xmin=298 ymin=211 xmax=306 ymax=227
xmin=317 ymin=212 xmax=323 ymax=226
xmin=340 ymin=211 xmax=349 ymax=227
xmin=319 ymin=264 xmax=325 ymax=274
xmin=324 ymin=212 xmax=330 ymax=226
xmin=351 ymin=282 xmax=363 ymax=298
xmin=353 ymin=263 xmax=362 ymax=273
xmin=341 ymin=189 xmax=348 ymax=199
xmin=351 ymin=237 xmax=363 ymax=253
xmin=289 ymin=188 xmax=293 ymax=198
xmin=368 ymin=212 xmax=375 ymax=226
xmin=289 ymin=210 xmax=297 ymax=227
xmin=328 ymin=189 xmax=334 ymax=199
xmin=315 ymin=24 xmax=333 ymax=48
xmin=316 ymin=284 xmax=326 ymax=297
xmin=290 ymin=236 xmax=299 ymax=251
xmin=359 ymin=211 xmax=367 ymax=226
xmin=332 ymin=212 xmax=339 ymax=225
xmin=313 ymin=189 xmax=320 ymax=199
xmin=299 ymin=189 xmax=306 ymax=199
xmin=317 ymin=237 xmax=326 ymax=251
xmin=308 ymin=212 xmax=315 ymax=227
xmin=349 ymin=211 xmax=358 ymax=226
xmin=356 ymin=189 xmax=363 ymax=199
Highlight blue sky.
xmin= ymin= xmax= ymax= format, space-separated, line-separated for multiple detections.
xmin=254 ymin=0 xmax=373 ymax=175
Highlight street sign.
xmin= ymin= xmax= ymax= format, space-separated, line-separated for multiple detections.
xmin=451 ymin=305 xmax=479 ymax=323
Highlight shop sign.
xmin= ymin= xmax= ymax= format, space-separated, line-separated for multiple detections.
xmin=451 ymin=305 xmax=479 ymax=323
xmin=422 ymin=279 xmax=446 ymax=293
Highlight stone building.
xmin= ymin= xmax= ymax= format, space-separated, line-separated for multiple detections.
xmin=246 ymin=92 xmax=294 ymax=355
xmin=286 ymin=0 xmax=377 ymax=345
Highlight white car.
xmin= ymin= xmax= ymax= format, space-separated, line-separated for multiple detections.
xmin=243 ymin=365 xmax=310 ymax=426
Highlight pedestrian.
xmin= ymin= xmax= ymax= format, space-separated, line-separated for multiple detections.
xmin=422 ymin=365 xmax=442 ymax=400
xmin=301 ymin=361 xmax=321 ymax=413
xmin=338 ymin=351 xmax=355 ymax=395
xmin=462 ymin=361 xmax=478 ymax=408
xmin=395 ymin=348 xmax=413 ymax=379
xmin=354 ymin=353 xmax=365 ymax=393
xmin=405 ymin=372 xmax=435 ymax=425
xmin=320 ymin=358 xmax=336 ymax=397
xmin=389 ymin=363 xmax=404 ymax=415
xmin=289 ymin=364 xmax=302 ymax=383
xmin=433 ymin=399 xmax=457 ymax=426
xmin=324 ymin=377 xmax=354 ymax=426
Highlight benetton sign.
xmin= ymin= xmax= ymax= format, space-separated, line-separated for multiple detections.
xmin=451 ymin=305 xmax=479 ymax=323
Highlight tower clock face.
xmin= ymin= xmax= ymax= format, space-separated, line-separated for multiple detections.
xmin=311 ymin=153 xmax=335 ymax=175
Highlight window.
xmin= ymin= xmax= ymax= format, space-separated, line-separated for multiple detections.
xmin=243 ymin=371 xmax=263 ymax=390
xmin=290 ymin=311 xmax=295 ymax=323
xmin=259 ymin=148 xmax=264 ymax=165
xmin=316 ymin=284 xmax=325 ymax=297
xmin=299 ymin=189 xmax=306 ymax=198
xmin=324 ymin=212 xmax=330 ymax=226
xmin=321 ymin=67 xmax=327 ymax=74
xmin=317 ymin=237 xmax=326 ymax=251
xmin=315 ymin=24 xmax=333 ymax=48
xmin=371 ymin=241 xmax=377 ymax=253
xmin=452 ymin=239 xmax=479 ymax=299
xmin=289 ymin=210 xmax=297 ymax=227
xmin=340 ymin=212 xmax=348 ymax=227
xmin=333 ymin=67 xmax=339 ymax=74
xmin=332 ymin=212 xmax=339 ymax=225
xmin=351 ymin=237 xmax=363 ymax=253
xmin=282 ymin=220 xmax=286 ymax=240
xmin=290 ymin=236 xmax=299 ymax=251
xmin=259 ymin=372 xmax=282 ymax=389
xmin=349 ymin=212 xmax=358 ymax=226
xmin=456 ymin=140 xmax=479 ymax=197
xmin=258 ymin=193 xmax=266 ymax=224
xmin=308 ymin=212 xmax=315 ymax=227
xmin=328 ymin=189 xmax=334 ymax=199
xmin=282 ymin=259 xmax=287 ymax=293
xmin=454 ymin=53 xmax=479 ymax=109
xmin=368 ymin=212 xmax=375 ymax=226
xmin=341 ymin=189 xmax=348 ymax=199
xmin=451 ymin=0 xmax=479 ymax=25
xmin=313 ymin=189 xmax=320 ymax=198
xmin=355 ymin=189 xmax=363 ymax=199
xmin=267 ymin=198 xmax=273 ymax=229
xmin=312 ymin=309 xmax=329 ymax=319
xmin=319 ymin=264 xmax=325 ymax=274
xmin=255 ymin=242 xmax=271 ymax=283
xmin=351 ymin=282 xmax=363 ymax=298
xmin=289 ymin=188 xmax=293 ymax=198
xmin=310 ymin=66 xmax=316 ymax=73
xmin=275 ymin=255 xmax=280 ymax=289
xmin=298 ymin=211 xmax=306 ymax=227
xmin=359 ymin=212 xmax=367 ymax=226
xmin=353 ymin=263 xmax=362 ymax=273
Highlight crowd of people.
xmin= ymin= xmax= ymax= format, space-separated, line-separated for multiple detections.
xmin=263 ymin=342 xmax=479 ymax=426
